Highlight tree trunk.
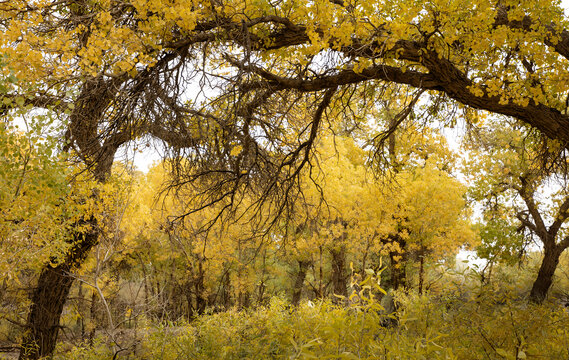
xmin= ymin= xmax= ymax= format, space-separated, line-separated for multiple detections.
xmin=388 ymin=235 xmax=407 ymax=290
xmin=529 ymin=245 xmax=562 ymax=304
xmin=318 ymin=246 xmax=323 ymax=298
xmin=195 ymin=259 xmax=206 ymax=316
xmin=19 ymin=223 xmax=98 ymax=360
xmin=88 ymin=287 xmax=99 ymax=344
xmin=76 ymin=282 xmax=86 ymax=340
xmin=221 ymin=269 xmax=232 ymax=310
xmin=389 ymin=254 xmax=407 ymax=290
xmin=256 ymin=250 xmax=268 ymax=306
xmin=291 ymin=260 xmax=310 ymax=306
xmin=418 ymin=252 xmax=425 ymax=295
xmin=330 ymin=247 xmax=347 ymax=302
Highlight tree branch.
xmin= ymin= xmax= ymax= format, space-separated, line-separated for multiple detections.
xmin=548 ymin=196 xmax=569 ymax=237
xmin=518 ymin=176 xmax=548 ymax=241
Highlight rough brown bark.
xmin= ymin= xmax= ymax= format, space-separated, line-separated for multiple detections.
xmin=19 ymin=223 xmax=98 ymax=360
xmin=529 ymin=246 xmax=563 ymax=304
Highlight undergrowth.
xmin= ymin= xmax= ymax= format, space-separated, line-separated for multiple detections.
xmin=56 ymin=273 xmax=569 ymax=360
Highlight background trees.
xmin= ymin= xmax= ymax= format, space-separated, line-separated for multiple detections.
xmin=3 ymin=0 xmax=569 ymax=358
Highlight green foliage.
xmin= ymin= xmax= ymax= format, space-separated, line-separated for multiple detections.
xmin=475 ymin=219 xmax=526 ymax=265
xmin=0 ymin=122 xmax=72 ymax=278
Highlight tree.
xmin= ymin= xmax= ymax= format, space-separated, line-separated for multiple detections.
xmin=280 ymin=132 xmax=472 ymax=301
xmin=466 ymin=117 xmax=569 ymax=303
xmin=392 ymin=163 xmax=474 ymax=293
xmin=3 ymin=0 xmax=569 ymax=357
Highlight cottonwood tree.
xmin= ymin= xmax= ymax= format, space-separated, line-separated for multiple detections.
xmin=466 ymin=118 xmax=569 ymax=303
xmin=3 ymin=0 xmax=569 ymax=357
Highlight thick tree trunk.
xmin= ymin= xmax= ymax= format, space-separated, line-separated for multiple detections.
xmin=330 ymin=247 xmax=347 ymax=302
xmin=529 ymin=246 xmax=562 ymax=304
xmin=19 ymin=223 xmax=98 ymax=360
xmin=291 ymin=260 xmax=310 ymax=306
xmin=19 ymin=266 xmax=74 ymax=359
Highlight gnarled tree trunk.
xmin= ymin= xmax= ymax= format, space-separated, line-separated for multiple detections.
xmin=19 ymin=75 xmax=122 ymax=359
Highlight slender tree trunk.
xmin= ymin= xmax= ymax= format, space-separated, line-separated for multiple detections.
xmin=257 ymin=250 xmax=267 ymax=306
xmin=418 ymin=252 xmax=425 ymax=295
xmin=222 ymin=269 xmax=232 ymax=310
xmin=195 ymin=258 xmax=206 ymax=315
xmin=529 ymin=245 xmax=563 ymax=303
xmin=318 ymin=246 xmax=323 ymax=298
xmin=291 ymin=260 xmax=310 ymax=306
xmin=19 ymin=223 xmax=98 ymax=360
xmin=480 ymin=259 xmax=494 ymax=285
xmin=76 ymin=282 xmax=86 ymax=340
xmin=185 ymin=282 xmax=194 ymax=321
xmin=88 ymin=289 xmax=98 ymax=344
xmin=139 ymin=255 xmax=150 ymax=316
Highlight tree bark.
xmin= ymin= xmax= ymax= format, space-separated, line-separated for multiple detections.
xmin=529 ymin=246 xmax=563 ymax=304
xmin=330 ymin=247 xmax=347 ymax=302
xmin=19 ymin=223 xmax=99 ymax=360
xmin=291 ymin=260 xmax=310 ymax=306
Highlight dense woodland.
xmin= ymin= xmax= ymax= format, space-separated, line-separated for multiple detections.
xmin=3 ymin=0 xmax=569 ymax=359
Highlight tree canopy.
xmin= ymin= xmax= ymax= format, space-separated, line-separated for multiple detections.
xmin=4 ymin=0 xmax=569 ymax=358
